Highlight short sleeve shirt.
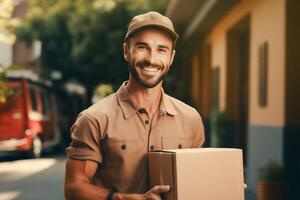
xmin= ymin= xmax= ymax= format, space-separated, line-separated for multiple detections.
xmin=66 ymin=82 xmax=205 ymax=193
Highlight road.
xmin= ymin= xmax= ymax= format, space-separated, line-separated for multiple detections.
xmin=0 ymin=152 xmax=66 ymax=200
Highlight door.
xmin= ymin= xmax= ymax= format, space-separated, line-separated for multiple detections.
xmin=226 ymin=16 xmax=250 ymax=164
xmin=0 ymin=80 xmax=26 ymax=140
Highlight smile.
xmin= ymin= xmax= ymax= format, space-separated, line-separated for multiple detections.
xmin=142 ymin=66 xmax=160 ymax=72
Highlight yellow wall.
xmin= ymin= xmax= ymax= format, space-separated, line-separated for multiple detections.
xmin=202 ymin=0 xmax=286 ymax=126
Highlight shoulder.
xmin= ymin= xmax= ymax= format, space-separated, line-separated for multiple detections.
xmin=166 ymin=94 xmax=205 ymax=143
xmin=75 ymin=93 xmax=118 ymax=127
xmin=165 ymin=94 xmax=204 ymax=129
xmin=166 ymin=95 xmax=205 ymax=144
xmin=166 ymin=94 xmax=199 ymax=117
xmin=85 ymin=93 xmax=117 ymax=117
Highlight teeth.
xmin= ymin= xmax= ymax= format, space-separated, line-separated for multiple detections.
xmin=143 ymin=66 xmax=159 ymax=72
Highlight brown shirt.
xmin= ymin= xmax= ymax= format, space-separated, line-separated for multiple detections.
xmin=66 ymin=82 xmax=205 ymax=193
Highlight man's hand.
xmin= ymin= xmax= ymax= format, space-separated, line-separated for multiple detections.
xmin=142 ymin=185 xmax=170 ymax=200
xmin=115 ymin=185 xmax=170 ymax=200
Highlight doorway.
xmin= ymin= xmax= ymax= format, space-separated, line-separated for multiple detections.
xmin=226 ymin=15 xmax=250 ymax=164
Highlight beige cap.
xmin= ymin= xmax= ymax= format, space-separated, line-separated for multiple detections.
xmin=125 ymin=11 xmax=179 ymax=43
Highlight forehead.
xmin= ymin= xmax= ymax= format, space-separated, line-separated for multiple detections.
xmin=128 ymin=27 xmax=173 ymax=47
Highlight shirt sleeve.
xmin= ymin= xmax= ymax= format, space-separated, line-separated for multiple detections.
xmin=192 ymin=109 xmax=206 ymax=148
xmin=66 ymin=111 xmax=103 ymax=164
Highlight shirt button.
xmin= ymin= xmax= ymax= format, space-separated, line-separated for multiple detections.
xmin=178 ymin=144 xmax=182 ymax=149
xmin=145 ymin=120 xmax=150 ymax=125
xmin=150 ymin=145 xmax=155 ymax=151
xmin=121 ymin=144 xmax=126 ymax=150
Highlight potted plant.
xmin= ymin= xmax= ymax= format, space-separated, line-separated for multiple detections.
xmin=257 ymin=161 xmax=288 ymax=200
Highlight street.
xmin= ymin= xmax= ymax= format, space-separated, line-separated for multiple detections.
xmin=0 ymin=152 xmax=65 ymax=200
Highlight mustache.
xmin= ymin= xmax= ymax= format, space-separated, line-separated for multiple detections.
xmin=136 ymin=59 xmax=164 ymax=69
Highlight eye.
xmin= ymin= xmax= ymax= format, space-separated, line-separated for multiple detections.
xmin=158 ymin=48 xmax=167 ymax=53
xmin=137 ymin=45 xmax=147 ymax=50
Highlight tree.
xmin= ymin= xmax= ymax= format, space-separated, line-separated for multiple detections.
xmin=0 ymin=0 xmax=18 ymax=47
xmin=0 ymin=0 xmax=19 ymax=102
xmin=15 ymin=0 xmax=169 ymax=102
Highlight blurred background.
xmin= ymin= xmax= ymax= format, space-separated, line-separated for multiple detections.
xmin=0 ymin=0 xmax=299 ymax=199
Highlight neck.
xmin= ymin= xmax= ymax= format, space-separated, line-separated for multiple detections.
xmin=126 ymin=78 xmax=162 ymax=119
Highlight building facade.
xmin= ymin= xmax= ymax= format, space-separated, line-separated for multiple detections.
xmin=166 ymin=0 xmax=300 ymax=199
xmin=0 ymin=0 xmax=36 ymax=69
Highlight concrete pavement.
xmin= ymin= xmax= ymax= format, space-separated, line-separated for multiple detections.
xmin=0 ymin=153 xmax=65 ymax=200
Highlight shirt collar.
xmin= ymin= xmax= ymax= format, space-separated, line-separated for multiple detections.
xmin=116 ymin=81 xmax=178 ymax=119
xmin=116 ymin=82 xmax=137 ymax=119
xmin=158 ymin=88 xmax=178 ymax=116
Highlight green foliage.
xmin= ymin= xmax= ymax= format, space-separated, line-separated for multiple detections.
xmin=14 ymin=0 xmax=170 ymax=95
xmin=259 ymin=161 xmax=286 ymax=181
xmin=0 ymin=65 xmax=6 ymax=103
xmin=209 ymin=108 xmax=226 ymax=147
xmin=0 ymin=0 xmax=19 ymax=45
xmin=0 ymin=65 xmax=24 ymax=103
xmin=94 ymin=84 xmax=113 ymax=97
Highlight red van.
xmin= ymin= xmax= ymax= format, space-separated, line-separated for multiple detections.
xmin=0 ymin=77 xmax=61 ymax=158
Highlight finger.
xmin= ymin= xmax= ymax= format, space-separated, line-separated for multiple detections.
xmin=151 ymin=185 xmax=170 ymax=194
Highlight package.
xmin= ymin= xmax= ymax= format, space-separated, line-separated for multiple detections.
xmin=148 ymin=148 xmax=245 ymax=200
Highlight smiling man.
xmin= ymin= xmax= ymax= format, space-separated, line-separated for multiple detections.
xmin=64 ymin=11 xmax=205 ymax=200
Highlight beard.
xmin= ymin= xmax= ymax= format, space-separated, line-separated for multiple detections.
xmin=128 ymin=58 xmax=169 ymax=88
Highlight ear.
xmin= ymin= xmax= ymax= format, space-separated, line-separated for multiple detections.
xmin=169 ymin=50 xmax=176 ymax=66
xmin=123 ymin=42 xmax=129 ymax=61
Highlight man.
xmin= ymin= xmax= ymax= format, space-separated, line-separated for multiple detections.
xmin=64 ymin=11 xmax=205 ymax=200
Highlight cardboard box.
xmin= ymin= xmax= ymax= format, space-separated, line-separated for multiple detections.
xmin=148 ymin=148 xmax=244 ymax=200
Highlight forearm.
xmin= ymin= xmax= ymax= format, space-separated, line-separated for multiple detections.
xmin=64 ymin=159 xmax=168 ymax=200
xmin=65 ymin=180 xmax=145 ymax=200
xmin=65 ymin=178 xmax=110 ymax=200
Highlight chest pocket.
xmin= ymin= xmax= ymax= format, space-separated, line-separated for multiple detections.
xmin=103 ymin=138 xmax=145 ymax=183
xmin=105 ymin=138 xmax=143 ymax=159
xmin=161 ymin=137 xmax=193 ymax=150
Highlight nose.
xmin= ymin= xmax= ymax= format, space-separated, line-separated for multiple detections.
xmin=147 ymin=50 xmax=157 ymax=65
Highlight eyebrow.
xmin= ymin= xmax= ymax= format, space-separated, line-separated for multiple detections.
xmin=135 ymin=42 xmax=171 ymax=50
xmin=158 ymin=45 xmax=170 ymax=50
xmin=135 ymin=42 xmax=148 ymax=46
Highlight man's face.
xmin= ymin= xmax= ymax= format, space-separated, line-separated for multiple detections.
xmin=123 ymin=28 xmax=175 ymax=88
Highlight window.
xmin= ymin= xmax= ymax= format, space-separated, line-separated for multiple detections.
xmin=258 ymin=42 xmax=268 ymax=107
xmin=41 ymin=90 xmax=51 ymax=115
xmin=29 ymin=88 xmax=38 ymax=111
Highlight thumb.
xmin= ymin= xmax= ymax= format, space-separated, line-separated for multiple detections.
xmin=151 ymin=185 xmax=171 ymax=194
